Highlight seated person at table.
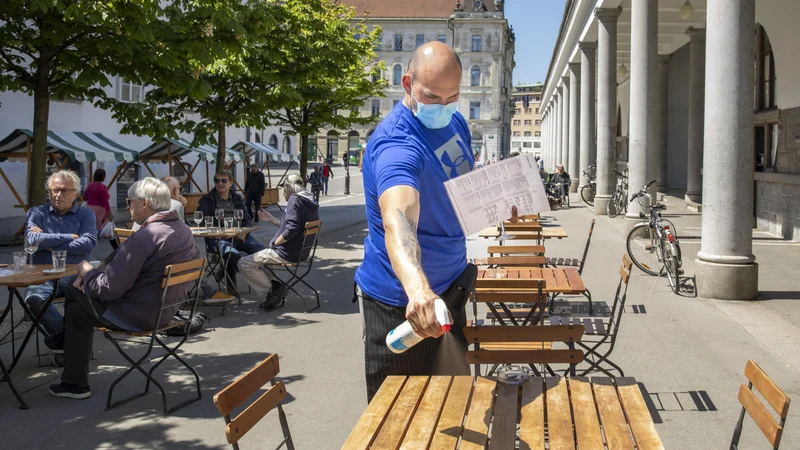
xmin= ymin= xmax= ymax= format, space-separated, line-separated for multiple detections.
xmin=550 ymin=164 xmax=571 ymax=199
xmin=25 ymin=170 xmax=97 ymax=352
xmin=48 ymin=177 xmax=196 ymax=399
xmin=197 ymin=170 xmax=266 ymax=291
xmin=238 ymin=174 xmax=319 ymax=310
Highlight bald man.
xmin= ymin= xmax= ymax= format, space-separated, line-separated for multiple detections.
xmin=131 ymin=176 xmax=186 ymax=231
xmin=355 ymin=42 xmax=476 ymax=401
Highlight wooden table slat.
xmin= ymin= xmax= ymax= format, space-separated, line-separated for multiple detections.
xmin=542 ymin=270 xmax=558 ymax=291
xmin=569 ymin=377 xmax=605 ymax=450
xmin=459 ymin=377 xmax=497 ymax=450
xmin=616 ymin=377 xmax=666 ymax=450
xmin=488 ymin=383 xmax=519 ymax=450
xmin=400 ymin=376 xmax=453 ymax=450
xmin=429 ymin=376 xmax=474 ymax=450
xmin=372 ymin=376 xmax=429 ymax=449
xmin=592 ymin=377 xmax=636 ymax=450
xmin=564 ymin=268 xmax=586 ymax=292
xmin=554 ymin=269 xmax=571 ymax=292
xmin=519 ymin=379 xmax=545 ymax=450
xmin=545 ymin=377 xmax=576 ymax=450
xmin=341 ymin=376 xmax=407 ymax=450
xmin=0 ymin=265 xmax=79 ymax=288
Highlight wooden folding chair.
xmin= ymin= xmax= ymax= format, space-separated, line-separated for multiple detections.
xmin=264 ymin=220 xmax=322 ymax=312
xmin=547 ymin=219 xmax=595 ymax=275
xmin=464 ymin=320 xmax=585 ymax=376
xmin=97 ymin=258 xmax=206 ymax=415
xmin=214 ymin=354 xmax=295 ymax=450
xmin=113 ymin=228 xmax=134 ymax=245
xmin=730 ymin=360 xmax=791 ymax=450
xmin=550 ymin=254 xmax=633 ymax=377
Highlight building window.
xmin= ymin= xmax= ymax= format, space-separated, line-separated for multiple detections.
xmin=515 ymin=108 xmax=521 ymax=114
xmin=535 ymin=119 xmax=541 ymax=126
xmin=524 ymin=108 xmax=532 ymax=114
xmin=524 ymin=120 xmax=531 ymax=126
xmin=469 ymin=101 xmax=480 ymax=119
xmin=371 ymin=98 xmax=380 ymax=116
xmin=522 ymin=142 xmax=532 ymax=148
xmin=512 ymin=131 xmax=520 ymax=137
xmin=438 ymin=34 xmax=447 ymax=43
xmin=534 ymin=131 xmax=541 ymax=137
xmin=533 ymin=142 xmax=541 ymax=148
xmin=524 ymin=131 xmax=531 ymax=137
xmin=119 ymin=78 xmax=143 ymax=103
xmin=535 ymin=107 xmax=540 ymax=114
xmin=392 ymin=64 xmax=402 ymax=85
xmin=535 ymin=95 xmax=541 ymax=102
xmin=513 ymin=120 xmax=521 ymax=126
xmin=394 ymin=33 xmax=403 ymax=51
xmin=416 ymin=34 xmax=424 ymax=48
xmin=470 ymin=66 xmax=481 ymax=86
xmin=375 ymin=33 xmax=383 ymax=51
xmin=755 ymin=25 xmax=776 ymax=112
xmin=472 ymin=34 xmax=482 ymax=52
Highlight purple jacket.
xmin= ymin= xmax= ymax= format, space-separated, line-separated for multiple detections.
xmin=82 ymin=211 xmax=196 ymax=331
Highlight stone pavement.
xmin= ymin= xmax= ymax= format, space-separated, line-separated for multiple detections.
xmin=0 ymin=187 xmax=798 ymax=449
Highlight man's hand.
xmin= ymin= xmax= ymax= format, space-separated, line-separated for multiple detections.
xmin=234 ymin=231 xmax=248 ymax=241
xmin=73 ymin=275 xmax=85 ymax=293
xmin=29 ymin=226 xmax=43 ymax=234
xmin=258 ymin=210 xmax=278 ymax=225
xmin=405 ymin=289 xmax=445 ymax=339
xmin=77 ymin=260 xmax=94 ymax=277
xmin=178 ymin=195 xmax=187 ymax=207
xmin=70 ymin=234 xmax=80 ymax=240
xmin=509 ymin=205 xmax=518 ymax=223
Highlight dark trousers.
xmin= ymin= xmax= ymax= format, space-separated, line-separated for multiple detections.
xmin=245 ymin=192 xmax=262 ymax=219
xmin=362 ymin=293 xmax=469 ymax=403
xmin=61 ymin=285 xmax=115 ymax=387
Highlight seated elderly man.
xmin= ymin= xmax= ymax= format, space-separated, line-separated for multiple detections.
xmin=550 ymin=164 xmax=571 ymax=199
xmin=198 ymin=169 xmax=266 ymax=292
xmin=25 ymin=170 xmax=97 ymax=358
xmin=238 ymin=174 xmax=319 ymax=310
xmin=48 ymin=177 xmax=196 ymax=399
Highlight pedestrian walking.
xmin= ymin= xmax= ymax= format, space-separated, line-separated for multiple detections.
xmin=322 ymin=160 xmax=334 ymax=196
xmin=307 ymin=165 xmax=323 ymax=204
xmin=244 ymin=163 xmax=266 ymax=222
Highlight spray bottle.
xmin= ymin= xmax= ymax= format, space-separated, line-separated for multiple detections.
xmin=386 ymin=298 xmax=451 ymax=354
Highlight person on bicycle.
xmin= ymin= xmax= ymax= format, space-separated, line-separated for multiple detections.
xmin=550 ymin=164 xmax=571 ymax=200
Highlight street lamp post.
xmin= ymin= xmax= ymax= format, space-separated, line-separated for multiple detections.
xmin=344 ymin=156 xmax=351 ymax=195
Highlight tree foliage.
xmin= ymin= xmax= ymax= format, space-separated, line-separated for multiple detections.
xmin=0 ymin=0 xmax=161 ymax=206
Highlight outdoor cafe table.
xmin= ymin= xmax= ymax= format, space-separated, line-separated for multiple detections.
xmin=0 ymin=264 xmax=79 ymax=409
xmin=342 ymin=375 xmax=665 ymax=449
xmin=478 ymin=226 xmax=568 ymax=240
xmin=191 ymin=227 xmax=258 ymax=300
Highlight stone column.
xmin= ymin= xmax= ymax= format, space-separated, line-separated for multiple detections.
xmin=593 ymin=7 xmax=621 ymax=215
xmin=579 ymin=42 xmax=597 ymax=189
xmin=696 ymin=0 xmax=757 ymax=300
xmin=555 ymin=88 xmax=562 ymax=171
xmin=685 ymin=27 xmax=706 ymax=204
xmin=568 ymin=63 xmax=581 ymax=192
xmin=560 ymin=76 xmax=570 ymax=169
xmin=626 ymin=0 xmax=658 ymax=219
xmin=655 ymin=54 xmax=669 ymax=192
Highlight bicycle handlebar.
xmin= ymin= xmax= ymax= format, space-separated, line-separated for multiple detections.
xmin=613 ymin=169 xmax=627 ymax=178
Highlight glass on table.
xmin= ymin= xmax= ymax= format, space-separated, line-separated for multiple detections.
xmin=51 ymin=250 xmax=67 ymax=272
xmin=234 ymin=209 xmax=244 ymax=229
xmin=12 ymin=251 xmax=25 ymax=271
xmin=23 ymin=235 xmax=38 ymax=268
xmin=224 ymin=217 xmax=234 ymax=230
xmin=204 ymin=216 xmax=214 ymax=229
xmin=492 ymin=269 xmax=507 ymax=279
xmin=214 ymin=208 xmax=225 ymax=227
xmin=193 ymin=211 xmax=203 ymax=227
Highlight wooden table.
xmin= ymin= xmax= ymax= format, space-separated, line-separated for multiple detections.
xmin=0 ymin=264 xmax=79 ymax=409
xmin=478 ymin=227 xmax=568 ymax=240
xmin=477 ymin=268 xmax=586 ymax=295
xmin=191 ymin=227 xmax=258 ymax=302
xmin=342 ymin=375 xmax=664 ymax=450
xmin=190 ymin=226 xmax=258 ymax=239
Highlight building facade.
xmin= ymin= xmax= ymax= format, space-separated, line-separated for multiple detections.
xmin=510 ymin=83 xmax=543 ymax=157
xmin=333 ymin=0 xmax=515 ymax=163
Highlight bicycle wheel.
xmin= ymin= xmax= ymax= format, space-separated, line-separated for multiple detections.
xmin=619 ymin=190 xmax=628 ymax=215
xmin=607 ymin=192 xmax=620 ymax=218
xmin=580 ymin=184 xmax=594 ymax=206
xmin=661 ymin=239 xmax=680 ymax=293
xmin=626 ymin=223 xmax=661 ymax=276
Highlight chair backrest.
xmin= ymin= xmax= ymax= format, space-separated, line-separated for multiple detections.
xmin=730 ymin=360 xmax=791 ymax=449
xmin=153 ymin=259 xmax=206 ymax=334
xmin=114 ymin=228 xmax=134 ymax=244
xmin=487 ymin=245 xmax=546 ymax=256
xmin=214 ymin=354 xmax=291 ymax=447
xmin=502 ymin=222 xmax=542 ymax=232
xmin=464 ymin=322 xmax=585 ymax=366
xmin=577 ymin=219 xmax=596 ymax=275
xmin=605 ymin=254 xmax=634 ymax=338
xmin=296 ymin=219 xmax=322 ymax=264
xmin=481 ymin=256 xmax=546 ymax=267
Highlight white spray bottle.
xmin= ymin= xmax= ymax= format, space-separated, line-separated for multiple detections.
xmin=386 ymin=298 xmax=451 ymax=354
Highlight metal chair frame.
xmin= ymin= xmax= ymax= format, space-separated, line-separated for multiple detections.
xmin=263 ymin=220 xmax=322 ymax=313
xmin=547 ymin=219 xmax=596 ymax=275
xmin=100 ymin=258 xmax=206 ymax=415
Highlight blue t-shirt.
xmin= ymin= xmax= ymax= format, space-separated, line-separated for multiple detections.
xmin=355 ymin=102 xmax=474 ymax=307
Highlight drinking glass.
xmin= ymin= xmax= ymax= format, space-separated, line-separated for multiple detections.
xmin=51 ymin=250 xmax=67 ymax=272
xmin=492 ymin=269 xmax=507 ymax=279
xmin=12 ymin=251 xmax=25 ymax=271
xmin=214 ymin=208 xmax=225 ymax=227
xmin=204 ymin=216 xmax=213 ymax=229
xmin=224 ymin=217 xmax=234 ymax=231
xmin=23 ymin=235 xmax=38 ymax=268
xmin=234 ymin=209 xmax=244 ymax=229
xmin=193 ymin=211 xmax=204 ymax=228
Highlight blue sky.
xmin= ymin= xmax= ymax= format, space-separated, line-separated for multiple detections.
xmin=505 ymin=0 xmax=567 ymax=85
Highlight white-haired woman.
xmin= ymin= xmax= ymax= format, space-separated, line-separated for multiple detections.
xmin=49 ymin=177 xmax=197 ymax=399
xmin=238 ymin=174 xmax=320 ymax=310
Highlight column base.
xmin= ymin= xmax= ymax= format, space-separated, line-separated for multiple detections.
xmin=685 ymin=192 xmax=702 ymax=203
xmin=569 ymin=180 xmax=579 ymax=193
xmin=695 ymin=259 xmax=758 ymax=300
xmin=593 ymin=195 xmax=611 ymax=215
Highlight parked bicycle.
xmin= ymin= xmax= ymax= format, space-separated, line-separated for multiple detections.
xmin=625 ymin=180 xmax=683 ymax=294
xmin=580 ymin=165 xmax=596 ymax=206
xmin=606 ymin=169 xmax=628 ymax=218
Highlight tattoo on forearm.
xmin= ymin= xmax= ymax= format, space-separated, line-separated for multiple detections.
xmin=396 ymin=209 xmax=423 ymax=272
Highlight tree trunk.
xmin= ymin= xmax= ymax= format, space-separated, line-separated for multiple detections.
xmin=216 ymin=120 xmax=227 ymax=174
xmin=300 ymin=135 xmax=308 ymax=182
xmin=30 ymin=51 xmax=52 ymax=208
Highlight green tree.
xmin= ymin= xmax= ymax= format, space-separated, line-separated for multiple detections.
xmin=106 ymin=0 xmax=294 ymax=169
xmin=265 ymin=0 xmax=387 ymax=181
xmin=0 ymin=0 xmax=162 ymax=206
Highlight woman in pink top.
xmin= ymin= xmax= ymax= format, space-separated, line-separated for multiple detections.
xmin=84 ymin=169 xmax=113 ymax=240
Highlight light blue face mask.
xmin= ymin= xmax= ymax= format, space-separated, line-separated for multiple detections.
xmin=411 ymin=84 xmax=458 ymax=130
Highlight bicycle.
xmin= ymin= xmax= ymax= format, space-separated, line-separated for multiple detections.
xmin=625 ymin=180 xmax=683 ymax=294
xmin=606 ymin=169 xmax=628 ymax=218
xmin=579 ymin=165 xmax=596 ymax=206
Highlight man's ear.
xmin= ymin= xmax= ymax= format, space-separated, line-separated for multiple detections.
xmin=401 ymin=73 xmax=412 ymax=95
